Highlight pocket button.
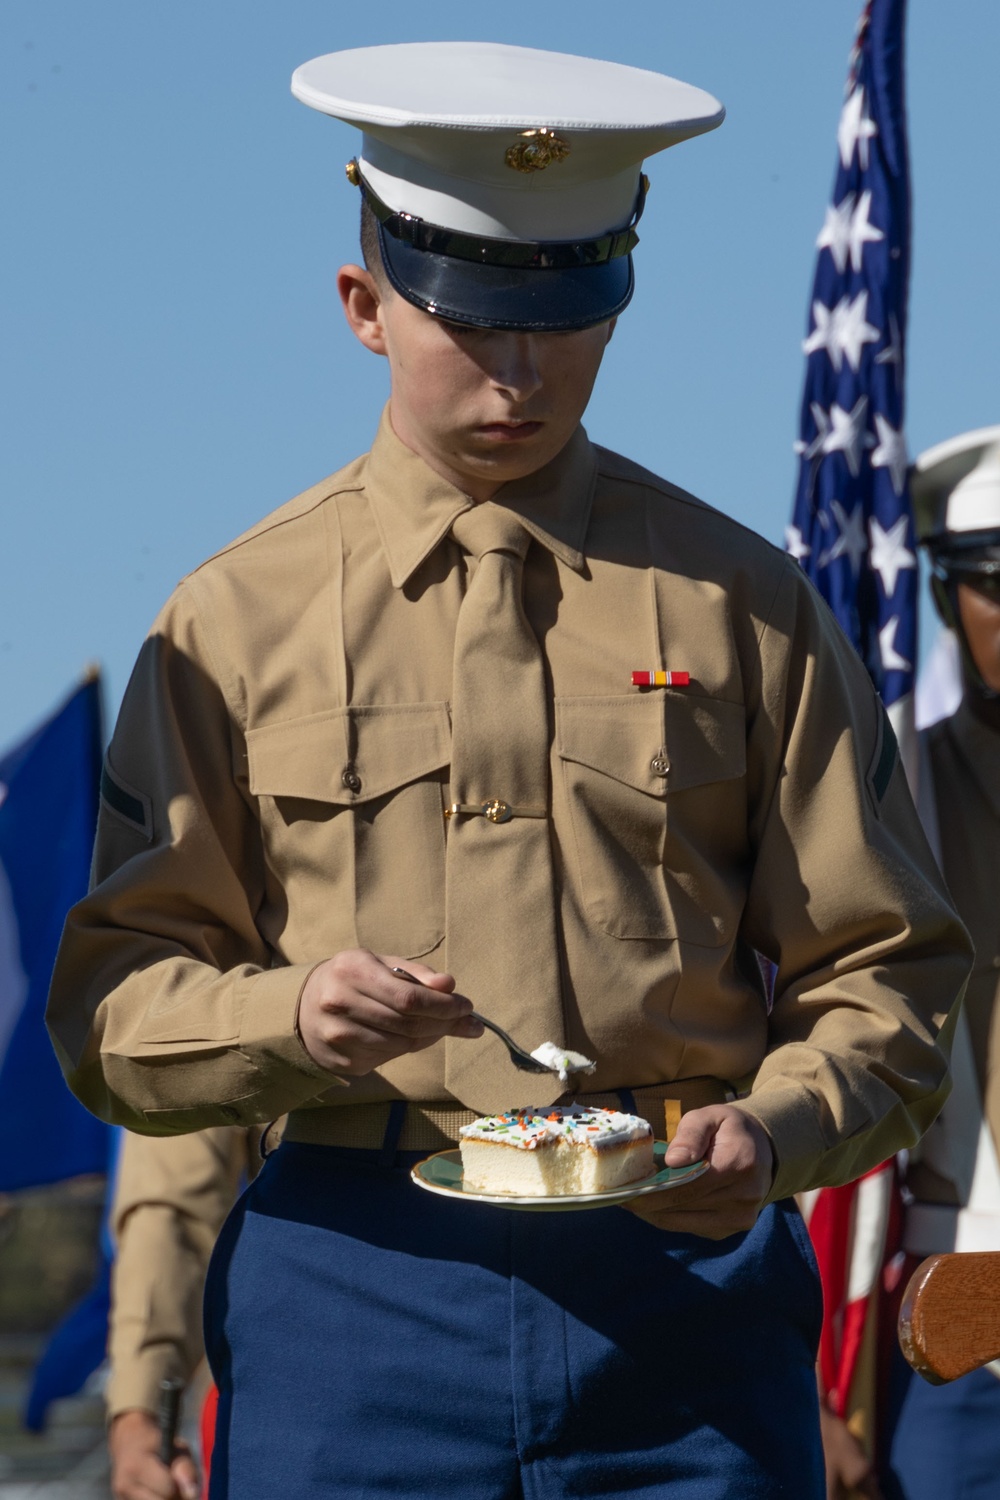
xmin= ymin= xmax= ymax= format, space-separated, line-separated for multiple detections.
xmin=650 ymin=755 xmax=670 ymax=777
xmin=342 ymin=766 xmax=362 ymax=794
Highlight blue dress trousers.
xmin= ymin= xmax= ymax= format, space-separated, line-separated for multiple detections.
xmin=204 ymin=1134 xmax=824 ymax=1499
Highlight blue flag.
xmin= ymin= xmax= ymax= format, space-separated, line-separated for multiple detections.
xmin=23 ymin=1129 xmax=123 ymax=1432
xmin=0 ymin=676 xmax=107 ymax=1188
xmin=0 ymin=676 xmax=117 ymax=1429
xmin=788 ymin=0 xmax=917 ymax=730
xmin=24 ymin=1240 xmax=112 ymax=1432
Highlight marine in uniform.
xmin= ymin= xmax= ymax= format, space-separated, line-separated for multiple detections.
xmin=46 ymin=44 xmax=971 ymax=1499
xmin=106 ymin=1126 xmax=262 ymax=1500
xmin=882 ymin=430 xmax=1000 ymax=1499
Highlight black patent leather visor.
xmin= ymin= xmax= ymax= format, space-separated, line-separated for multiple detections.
xmin=378 ymin=224 xmax=635 ymax=330
xmin=363 ymin=170 xmax=643 ymax=331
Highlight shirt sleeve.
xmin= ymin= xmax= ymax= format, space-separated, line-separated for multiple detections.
xmin=733 ymin=557 xmax=972 ymax=1203
xmin=46 ymin=582 xmax=334 ymax=1133
xmin=105 ymin=1127 xmax=245 ymax=1420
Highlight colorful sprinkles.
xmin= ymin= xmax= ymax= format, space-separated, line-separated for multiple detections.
xmin=459 ymin=1104 xmax=652 ymax=1153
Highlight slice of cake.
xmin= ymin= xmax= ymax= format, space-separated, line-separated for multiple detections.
xmin=459 ymin=1104 xmax=655 ymax=1197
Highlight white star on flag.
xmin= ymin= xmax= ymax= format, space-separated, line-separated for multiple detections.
xmin=816 ymin=197 xmax=855 ymax=274
xmin=846 ymin=190 xmax=883 ymax=270
xmin=870 ymin=412 xmax=909 ymax=495
xmin=878 ymin=616 xmax=912 ymax=672
xmin=836 ymin=290 xmax=881 ymax=371
xmin=875 ymin=312 xmax=903 ymax=366
xmin=803 ymin=291 xmax=880 ymax=373
xmin=868 ymin=515 xmax=916 ymax=597
xmin=822 ymin=500 xmax=867 ymax=575
xmin=793 ymin=404 xmax=833 ymax=499
xmin=802 ymin=301 xmax=839 ymax=365
xmin=794 ymin=403 xmax=831 ymax=460
xmin=785 ymin=525 xmax=811 ymax=563
xmin=816 ymin=190 xmax=884 ymax=274
xmin=838 ymin=85 xmax=878 ymax=170
xmin=822 ymin=396 xmax=874 ymax=477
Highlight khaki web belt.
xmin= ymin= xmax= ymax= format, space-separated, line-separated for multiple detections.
xmin=281 ymin=1077 xmax=736 ymax=1154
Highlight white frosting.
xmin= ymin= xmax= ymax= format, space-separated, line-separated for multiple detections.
xmin=459 ymin=1104 xmax=651 ymax=1152
xmin=528 ymin=1041 xmax=597 ymax=1084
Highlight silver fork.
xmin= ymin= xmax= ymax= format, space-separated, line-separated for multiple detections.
xmin=391 ymin=967 xmax=553 ymax=1074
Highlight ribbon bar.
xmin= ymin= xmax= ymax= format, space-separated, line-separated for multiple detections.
xmin=631 ymin=670 xmax=690 ymax=688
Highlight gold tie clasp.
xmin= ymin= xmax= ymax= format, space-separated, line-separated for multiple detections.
xmin=445 ymin=800 xmax=546 ymax=823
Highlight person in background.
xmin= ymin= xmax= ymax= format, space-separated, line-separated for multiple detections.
xmin=878 ymin=427 xmax=1000 ymax=1499
xmin=106 ymin=1127 xmax=266 ymax=1500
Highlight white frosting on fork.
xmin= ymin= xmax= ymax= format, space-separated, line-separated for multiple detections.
xmin=459 ymin=1104 xmax=651 ymax=1152
xmin=528 ymin=1042 xmax=597 ymax=1084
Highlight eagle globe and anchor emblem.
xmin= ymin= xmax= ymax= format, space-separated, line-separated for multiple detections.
xmin=504 ymin=129 xmax=571 ymax=174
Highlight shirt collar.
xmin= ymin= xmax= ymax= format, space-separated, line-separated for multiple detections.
xmin=364 ymin=404 xmax=597 ymax=588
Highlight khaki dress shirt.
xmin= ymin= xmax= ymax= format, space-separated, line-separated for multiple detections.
xmin=47 ymin=411 xmax=972 ymax=1203
xmin=106 ymin=1126 xmax=258 ymax=1419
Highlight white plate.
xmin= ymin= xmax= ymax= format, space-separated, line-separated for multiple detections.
xmin=410 ymin=1141 xmax=708 ymax=1212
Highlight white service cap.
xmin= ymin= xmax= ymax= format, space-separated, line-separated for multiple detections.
xmin=912 ymin=427 xmax=1000 ymax=546
xmin=291 ymin=42 xmax=724 ymax=330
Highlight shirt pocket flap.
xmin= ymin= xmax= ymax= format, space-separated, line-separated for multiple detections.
xmin=557 ymin=697 xmax=669 ymax=798
xmin=246 ymin=703 xmax=451 ymax=805
xmin=661 ymin=694 xmax=746 ymax=790
xmin=556 ymin=693 xmax=745 ymax=796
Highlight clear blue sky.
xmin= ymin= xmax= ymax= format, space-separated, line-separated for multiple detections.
xmin=2 ymin=1 xmax=997 ymax=745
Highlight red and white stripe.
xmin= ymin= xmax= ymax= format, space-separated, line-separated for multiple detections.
xmin=801 ymin=1158 xmax=902 ymax=1416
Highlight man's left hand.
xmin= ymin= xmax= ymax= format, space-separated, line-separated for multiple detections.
xmin=818 ymin=1401 xmax=884 ymax=1499
xmin=624 ymin=1104 xmax=774 ymax=1239
xmin=108 ymin=1409 xmax=199 ymax=1500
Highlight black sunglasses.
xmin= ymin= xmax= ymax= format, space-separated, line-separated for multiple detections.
xmin=937 ymin=561 xmax=1000 ymax=606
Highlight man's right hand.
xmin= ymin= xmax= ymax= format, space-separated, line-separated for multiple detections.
xmin=109 ymin=1409 xmax=199 ymax=1500
xmin=297 ymin=951 xmax=484 ymax=1076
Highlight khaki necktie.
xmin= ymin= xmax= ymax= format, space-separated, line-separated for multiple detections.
xmin=444 ymin=503 xmax=565 ymax=1112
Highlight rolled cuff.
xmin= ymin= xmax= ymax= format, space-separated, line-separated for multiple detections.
xmin=733 ymin=1065 xmax=953 ymax=1205
xmin=124 ymin=966 xmax=343 ymax=1134
xmin=732 ymin=1085 xmax=835 ymax=1204
xmin=105 ymin=1349 xmax=188 ymax=1423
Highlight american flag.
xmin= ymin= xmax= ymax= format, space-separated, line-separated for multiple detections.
xmin=788 ymin=0 xmax=913 ymax=1444
xmin=788 ymin=0 xmax=916 ymax=759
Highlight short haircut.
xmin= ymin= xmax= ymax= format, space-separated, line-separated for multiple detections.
xmin=360 ymin=197 xmax=387 ymax=288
